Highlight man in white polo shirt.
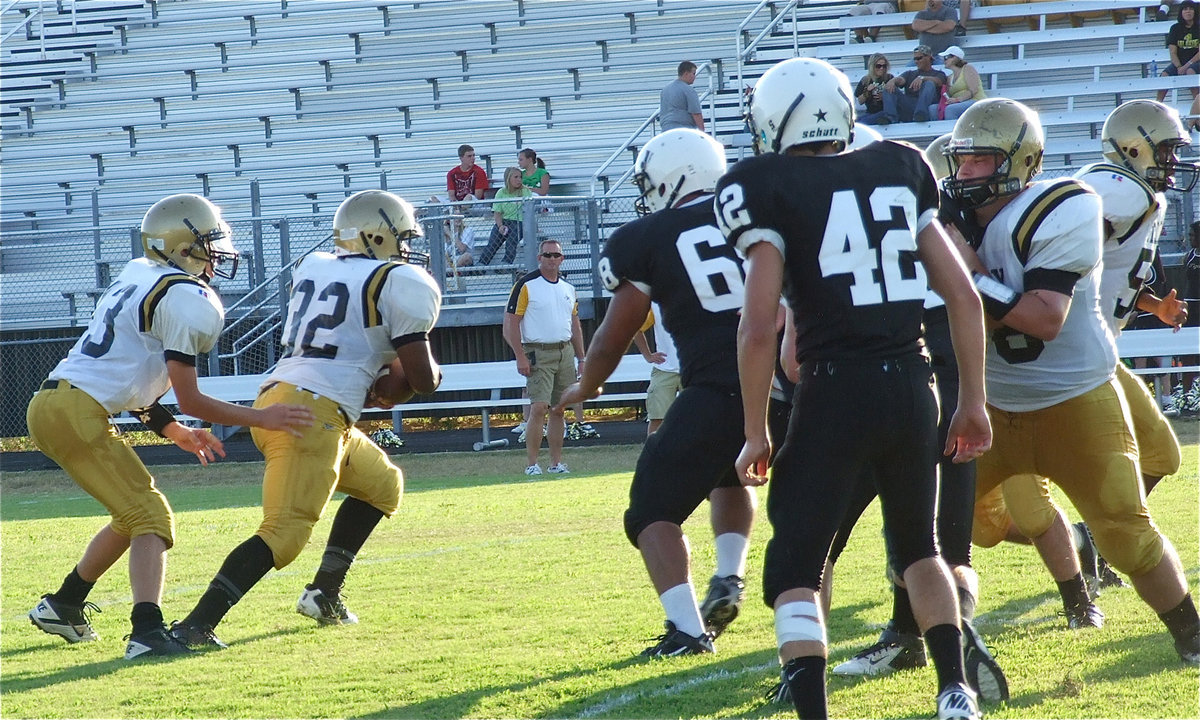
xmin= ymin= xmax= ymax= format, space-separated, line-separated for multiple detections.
xmin=503 ymin=239 xmax=586 ymax=475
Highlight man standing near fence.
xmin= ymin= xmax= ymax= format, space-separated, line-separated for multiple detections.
xmin=504 ymin=238 xmax=586 ymax=476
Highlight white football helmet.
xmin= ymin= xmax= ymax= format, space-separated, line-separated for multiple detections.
xmin=1102 ymin=100 xmax=1198 ymax=192
xmin=944 ymin=98 xmax=1044 ymax=209
xmin=924 ymin=132 xmax=954 ymax=181
xmin=846 ymin=123 xmax=882 ymax=152
xmin=141 ymin=193 xmax=238 ymax=280
xmin=747 ymin=57 xmax=855 ymax=154
xmin=333 ymin=190 xmax=429 ymax=266
xmin=633 ymin=128 xmax=728 ymax=215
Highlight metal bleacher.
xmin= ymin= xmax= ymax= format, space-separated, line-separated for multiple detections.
xmin=2 ymin=0 xmax=1197 ymax=332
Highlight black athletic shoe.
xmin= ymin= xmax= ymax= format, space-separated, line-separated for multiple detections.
xmin=699 ymin=574 xmax=745 ymax=638
xmin=124 ymin=625 xmax=193 ymax=659
xmin=962 ymin=620 xmax=1009 ymax=703
xmin=1074 ymin=522 xmax=1102 ymax=597
xmin=1175 ymin=628 xmax=1200 ymax=665
xmin=1096 ymin=555 xmax=1128 ymax=590
xmin=1062 ymin=601 xmax=1105 ymax=629
xmin=640 ymin=621 xmax=714 ymax=658
xmin=29 ymin=594 xmax=100 ymax=643
xmin=169 ymin=620 xmax=228 ymax=649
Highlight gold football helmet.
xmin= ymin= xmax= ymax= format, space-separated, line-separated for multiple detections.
xmin=944 ymin=98 xmax=1044 ymax=209
xmin=924 ymin=132 xmax=954 ymax=182
xmin=1102 ymin=99 xmax=1198 ymax=192
xmin=333 ymin=190 xmax=429 ymax=266
xmin=141 ymin=193 xmax=238 ymax=280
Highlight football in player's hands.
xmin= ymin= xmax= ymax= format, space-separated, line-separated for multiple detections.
xmin=369 ymin=366 xmax=414 ymax=406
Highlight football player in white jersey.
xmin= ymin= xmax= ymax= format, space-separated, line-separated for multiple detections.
xmin=169 ymin=190 xmax=442 ymax=649
xmin=26 ymin=194 xmax=315 ymax=660
xmin=974 ymin=101 xmax=1195 ymax=620
xmin=945 ymin=98 xmax=1200 ymax=664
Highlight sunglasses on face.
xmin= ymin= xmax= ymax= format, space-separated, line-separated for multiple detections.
xmin=875 ymin=63 xmax=888 ymax=69
xmin=540 ymin=252 xmax=563 ymax=258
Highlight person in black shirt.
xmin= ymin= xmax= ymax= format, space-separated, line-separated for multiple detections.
xmin=716 ymin=57 xmax=990 ymax=720
xmin=1157 ymin=0 xmax=1199 ymax=103
xmin=559 ymin=128 xmax=772 ymax=658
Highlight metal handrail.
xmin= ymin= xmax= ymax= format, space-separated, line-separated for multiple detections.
xmin=588 ymin=60 xmax=718 ymax=199
xmin=736 ymin=0 xmax=800 ymax=120
xmin=1 ymin=0 xmax=43 ymax=51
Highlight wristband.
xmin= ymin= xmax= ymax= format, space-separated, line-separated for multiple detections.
xmin=136 ymin=403 xmax=176 ymax=437
xmin=972 ymin=272 xmax=1020 ymax=320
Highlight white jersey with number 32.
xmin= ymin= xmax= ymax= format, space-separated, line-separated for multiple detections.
xmin=269 ymin=252 xmax=441 ymax=422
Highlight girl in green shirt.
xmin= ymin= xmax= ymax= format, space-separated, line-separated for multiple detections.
xmin=518 ymin=148 xmax=551 ymax=196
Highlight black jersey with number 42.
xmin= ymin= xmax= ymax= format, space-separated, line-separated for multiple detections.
xmin=715 ymin=140 xmax=939 ymax=364
xmin=598 ymin=196 xmax=743 ymax=391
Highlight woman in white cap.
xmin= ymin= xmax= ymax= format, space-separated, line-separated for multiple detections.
xmin=930 ymin=45 xmax=986 ymax=121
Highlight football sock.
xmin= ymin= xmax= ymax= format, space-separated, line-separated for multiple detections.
xmin=659 ymin=583 xmax=705 ymax=637
xmin=714 ymin=532 xmax=749 ymax=579
xmin=52 ymin=567 xmax=95 ymax=606
xmin=924 ymin=623 xmax=965 ymax=692
xmin=891 ymin=583 xmax=921 ymax=636
xmin=311 ymin=498 xmax=385 ymax=593
xmin=185 ymin=535 xmax=275 ymax=628
xmin=781 ymin=656 xmax=828 ymax=719
xmin=1057 ymin=573 xmax=1091 ymax=612
xmin=130 ymin=602 xmax=164 ymax=635
xmin=1159 ymin=595 xmax=1200 ymax=643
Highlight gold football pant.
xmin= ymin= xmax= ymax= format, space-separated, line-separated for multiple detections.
xmin=26 ymin=381 xmax=174 ymax=545
xmin=975 ymin=379 xmax=1165 ymax=577
xmin=251 ymin=382 xmax=402 ymax=569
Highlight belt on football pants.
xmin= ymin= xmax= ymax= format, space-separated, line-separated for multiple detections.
xmin=800 ymin=352 xmax=928 ymax=377
xmin=259 ymin=381 xmax=352 ymax=424
xmin=40 ymin=379 xmax=76 ymax=391
xmin=523 ymin=341 xmax=570 ymax=350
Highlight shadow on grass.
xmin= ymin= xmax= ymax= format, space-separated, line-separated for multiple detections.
xmin=0 ymin=625 xmax=310 ymax=693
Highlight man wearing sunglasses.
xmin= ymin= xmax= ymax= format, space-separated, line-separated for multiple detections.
xmin=879 ymin=44 xmax=946 ymax=124
xmin=504 ymin=239 xmax=586 ymax=476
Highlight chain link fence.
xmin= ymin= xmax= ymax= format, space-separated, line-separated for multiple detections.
xmin=0 ymin=194 xmax=635 ymax=439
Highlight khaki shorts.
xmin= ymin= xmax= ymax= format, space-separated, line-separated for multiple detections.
xmin=27 ymin=381 xmax=174 ymax=546
xmin=523 ymin=342 xmax=576 ymax=406
xmin=646 ymin=367 xmax=681 ymax=420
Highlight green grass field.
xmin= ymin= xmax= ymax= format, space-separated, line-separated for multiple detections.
xmin=2 ymin=422 xmax=1197 ymax=719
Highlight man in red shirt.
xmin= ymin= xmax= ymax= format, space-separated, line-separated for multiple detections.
xmin=447 ymin=144 xmax=488 ymax=202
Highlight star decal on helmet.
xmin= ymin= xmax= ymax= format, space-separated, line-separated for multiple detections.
xmin=814 ymin=109 xmax=828 ymax=123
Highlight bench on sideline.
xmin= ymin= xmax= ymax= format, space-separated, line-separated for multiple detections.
xmin=153 ymin=353 xmax=653 ymax=450
xmin=1116 ymin=325 xmax=1200 ymax=408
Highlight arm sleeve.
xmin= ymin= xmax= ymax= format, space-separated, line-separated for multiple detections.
xmin=1022 ymin=185 xmax=1104 ymax=279
xmin=685 ymin=86 xmax=702 ymax=114
xmin=152 ymin=284 xmax=224 ymax=361
xmin=379 ymin=264 xmax=441 ymax=344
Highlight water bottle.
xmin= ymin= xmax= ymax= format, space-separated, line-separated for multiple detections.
xmin=1151 ymin=59 xmax=1158 ymax=78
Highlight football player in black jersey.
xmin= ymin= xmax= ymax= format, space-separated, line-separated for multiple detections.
xmin=816 ymin=134 xmax=1008 ymax=706
xmin=717 ymin=58 xmax=990 ymax=720
xmin=557 ymin=128 xmax=774 ymax=657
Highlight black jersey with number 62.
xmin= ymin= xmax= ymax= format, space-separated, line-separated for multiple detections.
xmin=715 ymin=140 xmax=938 ymax=364
xmin=598 ymin=196 xmax=743 ymax=391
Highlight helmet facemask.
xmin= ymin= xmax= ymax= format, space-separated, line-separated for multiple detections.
xmin=370 ymin=207 xmax=430 ymax=267
xmin=633 ymin=168 xmax=685 ymax=216
xmin=1152 ymin=140 xmax=1200 ymax=192
xmin=945 ymin=140 xmax=1039 ymax=210
xmin=183 ymin=218 xmax=239 ymax=281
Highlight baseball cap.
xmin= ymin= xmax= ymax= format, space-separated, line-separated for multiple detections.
xmin=940 ymin=45 xmax=966 ymax=61
xmin=913 ymin=44 xmax=933 ymax=56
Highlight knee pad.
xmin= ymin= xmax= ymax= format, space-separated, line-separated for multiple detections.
xmin=971 ymin=485 xmax=1010 ymax=549
xmin=114 ymin=492 xmax=176 ymax=549
xmin=1087 ymin=518 xmax=1166 ymax=577
xmin=1002 ymin=476 xmax=1059 ymax=539
xmin=258 ymin=520 xmax=316 ymax=569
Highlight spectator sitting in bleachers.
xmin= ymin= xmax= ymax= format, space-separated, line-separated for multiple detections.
xmin=480 ymin=167 xmax=531 ymax=266
xmin=878 ymin=44 xmax=946 ymax=124
xmin=518 ymin=148 xmax=551 ymax=196
xmin=942 ymin=0 xmax=977 ymax=37
xmin=930 ymin=45 xmax=986 ymax=121
xmin=856 ymin=53 xmax=895 ymax=125
xmin=430 ymin=144 xmax=490 ymax=249
xmin=911 ymin=0 xmax=958 ymax=55
xmin=1157 ymin=0 xmax=1199 ymax=104
xmin=846 ymin=1 xmax=898 ymax=43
